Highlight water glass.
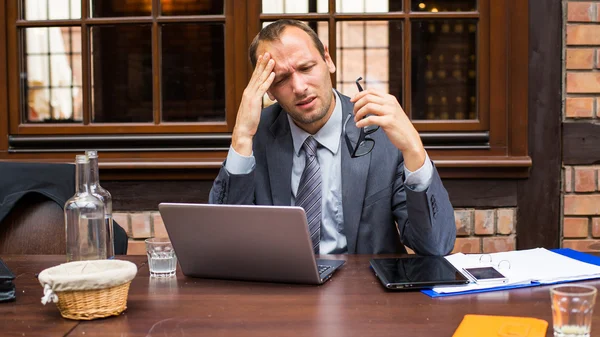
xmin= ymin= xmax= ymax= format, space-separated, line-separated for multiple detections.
xmin=550 ymin=284 xmax=597 ymax=337
xmin=145 ymin=238 xmax=177 ymax=277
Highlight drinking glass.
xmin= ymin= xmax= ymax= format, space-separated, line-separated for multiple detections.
xmin=145 ymin=238 xmax=177 ymax=277
xmin=550 ymin=284 xmax=597 ymax=337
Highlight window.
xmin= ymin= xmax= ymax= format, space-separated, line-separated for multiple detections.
xmin=0 ymin=0 xmax=530 ymax=178
xmin=252 ymin=0 xmax=530 ymax=177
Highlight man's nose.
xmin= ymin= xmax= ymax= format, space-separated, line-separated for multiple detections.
xmin=291 ymin=73 xmax=308 ymax=95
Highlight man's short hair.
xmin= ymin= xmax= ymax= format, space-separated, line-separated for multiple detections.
xmin=248 ymin=19 xmax=326 ymax=68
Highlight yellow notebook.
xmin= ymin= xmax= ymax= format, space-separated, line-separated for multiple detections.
xmin=452 ymin=314 xmax=548 ymax=337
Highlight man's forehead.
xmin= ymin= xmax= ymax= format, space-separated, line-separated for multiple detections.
xmin=257 ymin=28 xmax=318 ymax=57
xmin=258 ymin=42 xmax=316 ymax=70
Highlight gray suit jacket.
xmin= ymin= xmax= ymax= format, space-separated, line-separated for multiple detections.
xmin=209 ymin=93 xmax=456 ymax=255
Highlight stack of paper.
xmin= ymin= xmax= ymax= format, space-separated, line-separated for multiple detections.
xmin=432 ymin=248 xmax=600 ymax=295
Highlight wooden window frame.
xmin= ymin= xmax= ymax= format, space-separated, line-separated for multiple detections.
xmin=0 ymin=0 xmax=530 ymax=179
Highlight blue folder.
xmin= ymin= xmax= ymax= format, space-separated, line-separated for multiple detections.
xmin=422 ymin=249 xmax=600 ymax=298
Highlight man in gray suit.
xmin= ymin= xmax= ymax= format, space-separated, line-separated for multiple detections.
xmin=210 ymin=20 xmax=455 ymax=255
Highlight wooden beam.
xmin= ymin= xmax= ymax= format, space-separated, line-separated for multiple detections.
xmin=563 ymin=123 xmax=600 ymax=165
xmin=517 ymin=0 xmax=561 ymax=249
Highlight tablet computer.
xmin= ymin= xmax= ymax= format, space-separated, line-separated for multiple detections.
xmin=370 ymin=256 xmax=470 ymax=290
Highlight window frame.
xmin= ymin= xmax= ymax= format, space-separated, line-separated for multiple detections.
xmin=0 ymin=0 xmax=530 ymax=179
xmin=248 ymin=0 xmax=529 ymax=177
xmin=6 ymin=0 xmax=240 ymax=134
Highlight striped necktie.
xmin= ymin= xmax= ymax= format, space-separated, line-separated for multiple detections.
xmin=296 ymin=136 xmax=322 ymax=254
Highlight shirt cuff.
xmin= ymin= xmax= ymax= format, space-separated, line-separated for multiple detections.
xmin=224 ymin=145 xmax=255 ymax=175
xmin=404 ymin=151 xmax=434 ymax=192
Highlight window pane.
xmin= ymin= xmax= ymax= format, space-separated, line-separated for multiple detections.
xmin=161 ymin=0 xmax=224 ymax=15
xmin=411 ymin=0 xmax=477 ymax=12
xmin=22 ymin=27 xmax=83 ymax=123
xmin=336 ymin=21 xmax=402 ymax=102
xmin=262 ymin=0 xmax=328 ymax=14
xmin=161 ymin=24 xmax=225 ymax=122
xmin=336 ymin=0 xmax=402 ymax=13
xmin=91 ymin=25 xmax=153 ymax=123
xmin=411 ymin=20 xmax=477 ymax=120
xmin=91 ymin=0 xmax=151 ymax=17
xmin=22 ymin=0 xmax=81 ymax=20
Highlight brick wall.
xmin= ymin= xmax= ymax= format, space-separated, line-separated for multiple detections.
xmin=452 ymin=208 xmax=516 ymax=254
xmin=117 ymin=208 xmax=516 ymax=255
xmin=563 ymin=1 xmax=600 ymax=251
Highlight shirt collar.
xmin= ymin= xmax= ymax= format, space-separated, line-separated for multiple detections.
xmin=288 ymin=89 xmax=342 ymax=156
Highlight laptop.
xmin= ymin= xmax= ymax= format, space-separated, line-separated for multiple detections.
xmin=158 ymin=203 xmax=345 ymax=285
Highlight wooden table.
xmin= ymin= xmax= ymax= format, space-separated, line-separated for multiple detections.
xmin=1 ymin=255 xmax=599 ymax=337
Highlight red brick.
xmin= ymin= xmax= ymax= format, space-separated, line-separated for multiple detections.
xmin=496 ymin=209 xmax=514 ymax=234
xmin=565 ymin=166 xmax=573 ymax=193
xmin=597 ymin=49 xmax=600 ymax=68
xmin=564 ymin=217 xmax=589 ymax=238
xmin=563 ymin=239 xmax=600 ymax=252
xmin=567 ymin=2 xmax=595 ymax=22
xmin=130 ymin=212 xmax=152 ymax=239
xmin=565 ymin=97 xmax=594 ymax=118
xmin=113 ymin=212 xmax=130 ymax=235
xmin=127 ymin=239 xmax=147 ymax=255
xmin=566 ymin=49 xmax=595 ymax=69
xmin=564 ymin=195 xmax=600 ymax=215
xmin=574 ymin=167 xmax=597 ymax=192
xmin=474 ymin=210 xmax=495 ymax=235
xmin=482 ymin=236 xmax=516 ymax=253
xmin=454 ymin=209 xmax=473 ymax=236
xmin=567 ymin=25 xmax=600 ymax=45
xmin=566 ymin=73 xmax=600 ymax=94
xmin=451 ymin=237 xmax=481 ymax=254
xmin=592 ymin=218 xmax=600 ymax=237
xmin=152 ymin=212 xmax=169 ymax=238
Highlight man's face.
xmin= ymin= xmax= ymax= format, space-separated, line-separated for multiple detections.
xmin=257 ymin=27 xmax=336 ymax=133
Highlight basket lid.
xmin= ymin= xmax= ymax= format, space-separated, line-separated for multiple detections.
xmin=38 ymin=259 xmax=138 ymax=292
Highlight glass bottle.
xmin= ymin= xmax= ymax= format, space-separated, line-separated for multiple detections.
xmin=86 ymin=150 xmax=115 ymax=259
xmin=65 ymin=155 xmax=107 ymax=261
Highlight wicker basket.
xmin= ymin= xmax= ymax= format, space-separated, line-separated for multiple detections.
xmin=54 ymin=281 xmax=132 ymax=320
xmin=38 ymin=260 xmax=138 ymax=320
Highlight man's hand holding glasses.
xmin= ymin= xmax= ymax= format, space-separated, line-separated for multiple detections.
xmin=349 ymin=77 xmax=426 ymax=172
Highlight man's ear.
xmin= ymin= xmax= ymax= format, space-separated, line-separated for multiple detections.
xmin=323 ymin=46 xmax=336 ymax=74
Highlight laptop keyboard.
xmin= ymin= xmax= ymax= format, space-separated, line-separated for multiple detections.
xmin=318 ymin=265 xmax=331 ymax=274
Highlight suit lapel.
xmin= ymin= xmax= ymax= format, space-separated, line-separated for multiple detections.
xmin=266 ymin=107 xmax=294 ymax=206
xmin=339 ymin=93 xmax=371 ymax=253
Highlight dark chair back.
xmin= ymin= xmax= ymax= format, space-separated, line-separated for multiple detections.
xmin=0 ymin=162 xmax=128 ymax=255
xmin=0 ymin=193 xmax=66 ymax=254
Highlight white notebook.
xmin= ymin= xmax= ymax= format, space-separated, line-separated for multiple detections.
xmin=434 ymin=248 xmax=600 ymax=294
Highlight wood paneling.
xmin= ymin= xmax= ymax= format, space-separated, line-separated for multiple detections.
xmin=105 ymin=178 xmax=516 ymax=211
xmin=517 ymin=0 xmax=562 ymax=250
xmin=445 ymin=179 xmax=517 ymax=207
xmin=563 ymin=123 xmax=600 ymax=165
xmin=104 ymin=180 xmax=215 ymax=211
xmin=508 ymin=0 xmax=529 ymax=157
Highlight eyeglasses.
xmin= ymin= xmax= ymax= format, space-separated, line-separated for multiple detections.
xmin=343 ymin=77 xmax=380 ymax=158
